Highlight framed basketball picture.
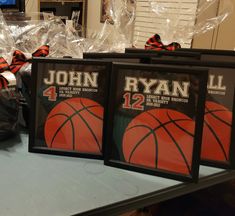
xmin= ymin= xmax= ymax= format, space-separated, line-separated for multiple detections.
xmin=104 ymin=63 xmax=208 ymax=182
xmin=150 ymin=58 xmax=235 ymax=169
xmin=83 ymin=52 xmax=153 ymax=63
xmin=29 ymin=57 xmax=112 ymax=159
xmin=125 ymin=48 xmax=201 ymax=60
xmin=176 ymin=48 xmax=235 ymax=62
xmin=83 ymin=52 xmax=199 ymax=63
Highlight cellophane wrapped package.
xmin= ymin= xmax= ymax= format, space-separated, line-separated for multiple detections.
xmin=3 ymin=12 xmax=84 ymax=127
xmin=77 ymin=0 xmax=136 ymax=53
xmin=133 ymin=0 xmax=233 ymax=49
xmin=4 ymin=12 xmax=83 ymax=58
xmin=0 ymin=11 xmax=19 ymax=140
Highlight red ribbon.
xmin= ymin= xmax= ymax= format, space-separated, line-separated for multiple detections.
xmin=0 ymin=45 xmax=49 ymax=89
xmin=10 ymin=45 xmax=49 ymax=74
xmin=145 ymin=34 xmax=181 ymax=51
xmin=0 ymin=57 xmax=10 ymax=89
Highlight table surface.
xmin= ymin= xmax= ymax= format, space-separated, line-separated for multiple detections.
xmin=1 ymin=133 xmax=235 ymax=216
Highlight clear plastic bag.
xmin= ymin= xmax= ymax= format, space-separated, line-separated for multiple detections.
xmin=4 ymin=13 xmax=83 ymax=90
xmin=79 ymin=0 xmax=136 ymax=53
xmin=134 ymin=0 xmax=233 ymax=48
xmin=3 ymin=12 xmax=84 ymax=128
xmin=0 ymin=11 xmax=19 ymax=140
xmin=0 ymin=11 xmax=15 ymax=64
xmin=4 ymin=12 xmax=83 ymax=58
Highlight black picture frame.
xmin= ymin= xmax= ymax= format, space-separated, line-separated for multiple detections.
xmin=83 ymin=52 xmax=200 ymax=64
xmin=176 ymin=48 xmax=235 ymax=62
xmin=104 ymin=62 xmax=208 ymax=182
xmin=150 ymin=58 xmax=235 ymax=169
xmin=29 ymin=57 xmax=112 ymax=159
xmin=125 ymin=48 xmax=201 ymax=60
xmin=83 ymin=52 xmax=154 ymax=63
xmin=176 ymin=48 xmax=235 ymax=55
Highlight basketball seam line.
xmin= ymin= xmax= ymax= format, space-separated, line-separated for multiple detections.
xmin=127 ymin=125 xmax=159 ymax=168
xmin=205 ymin=107 xmax=231 ymax=127
xmin=126 ymin=118 xmax=191 ymax=133
xmin=64 ymin=100 xmax=102 ymax=153
xmin=205 ymin=109 xmax=228 ymax=113
xmin=80 ymin=99 xmax=103 ymax=121
xmin=166 ymin=112 xmax=194 ymax=137
xmin=126 ymin=119 xmax=192 ymax=167
xmin=126 ymin=113 xmax=192 ymax=174
xmin=48 ymin=113 xmax=75 ymax=149
xmin=204 ymin=120 xmax=228 ymax=161
xmin=48 ymin=113 xmax=71 ymax=120
xmin=147 ymin=111 xmax=192 ymax=175
xmin=205 ymin=107 xmax=228 ymax=113
xmin=48 ymin=104 xmax=99 ymax=150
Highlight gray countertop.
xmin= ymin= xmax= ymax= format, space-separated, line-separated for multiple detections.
xmin=0 ymin=133 xmax=234 ymax=216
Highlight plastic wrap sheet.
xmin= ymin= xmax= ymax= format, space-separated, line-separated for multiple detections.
xmin=79 ymin=0 xmax=136 ymax=53
xmin=4 ymin=12 xmax=83 ymax=92
xmin=4 ymin=12 xmax=83 ymax=58
xmin=0 ymin=11 xmax=15 ymax=64
xmin=3 ymin=12 xmax=84 ymax=128
xmin=0 ymin=11 xmax=19 ymax=140
xmin=134 ymin=0 xmax=233 ymax=48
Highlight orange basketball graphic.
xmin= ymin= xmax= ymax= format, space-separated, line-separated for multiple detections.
xmin=44 ymin=98 xmax=103 ymax=154
xmin=201 ymin=101 xmax=232 ymax=162
xmin=122 ymin=109 xmax=195 ymax=175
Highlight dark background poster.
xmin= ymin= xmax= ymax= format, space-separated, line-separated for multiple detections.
xmin=30 ymin=59 xmax=110 ymax=159
xmin=105 ymin=63 xmax=207 ymax=182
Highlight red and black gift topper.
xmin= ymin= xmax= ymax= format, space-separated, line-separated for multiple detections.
xmin=0 ymin=57 xmax=10 ymax=89
xmin=0 ymin=45 xmax=49 ymax=89
xmin=10 ymin=45 xmax=49 ymax=74
xmin=145 ymin=34 xmax=181 ymax=51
